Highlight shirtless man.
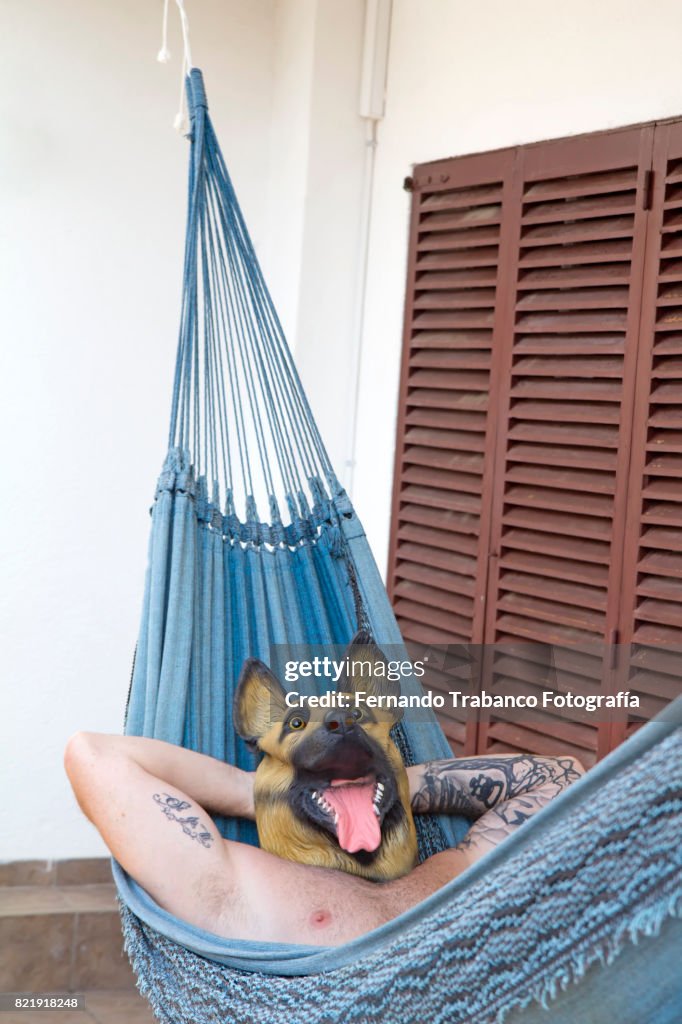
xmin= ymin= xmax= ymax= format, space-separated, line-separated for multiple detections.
xmin=64 ymin=732 xmax=583 ymax=946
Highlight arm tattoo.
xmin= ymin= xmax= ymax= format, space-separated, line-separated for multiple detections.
xmin=153 ymin=793 xmax=214 ymax=848
xmin=411 ymin=770 xmax=481 ymax=817
xmin=411 ymin=755 xmax=583 ymax=817
xmin=458 ymin=792 xmax=551 ymax=850
xmin=411 ymin=754 xmax=584 ymax=856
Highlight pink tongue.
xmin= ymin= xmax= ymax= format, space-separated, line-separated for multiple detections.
xmin=324 ymin=781 xmax=381 ymax=853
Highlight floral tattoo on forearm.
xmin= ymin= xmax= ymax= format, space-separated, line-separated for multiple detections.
xmin=153 ymin=793 xmax=214 ymax=848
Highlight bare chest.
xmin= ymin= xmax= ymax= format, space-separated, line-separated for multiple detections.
xmin=212 ymin=843 xmax=464 ymax=947
xmin=218 ymin=849 xmax=400 ymax=946
xmin=260 ymin=849 xmax=468 ymax=944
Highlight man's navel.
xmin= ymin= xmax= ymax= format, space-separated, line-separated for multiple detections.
xmin=309 ymin=908 xmax=333 ymax=929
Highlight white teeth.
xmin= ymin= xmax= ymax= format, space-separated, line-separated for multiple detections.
xmin=312 ymin=792 xmax=333 ymax=817
xmin=373 ymin=805 xmax=380 ymax=817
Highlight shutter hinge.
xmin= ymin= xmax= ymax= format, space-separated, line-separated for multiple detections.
xmin=403 ymin=175 xmax=414 ymax=192
xmin=642 ymin=170 xmax=654 ymax=211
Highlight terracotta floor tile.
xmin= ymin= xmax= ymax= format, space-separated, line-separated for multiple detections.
xmin=70 ymin=914 xmax=136 ymax=990
xmin=85 ymin=990 xmax=156 ymax=1023
xmin=56 ymin=860 xmax=112 ymax=887
xmin=0 ymin=1013 xmax=93 ymax=1024
xmin=0 ymin=886 xmax=117 ymax=917
xmin=0 ymin=861 xmax=56 ymax=887
xmin=0 ymin=991 xmax=154 ymax=1023
xmin=0 ymin=915 xmax=72 ymax=991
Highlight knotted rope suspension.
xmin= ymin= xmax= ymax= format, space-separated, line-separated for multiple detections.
xmin=171 ymin=71 xmax=338 ymax=521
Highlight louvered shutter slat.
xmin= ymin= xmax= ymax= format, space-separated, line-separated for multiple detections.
xmin=407 ymin=388 xmax=488 ymax=410
xmin=485 ymin=723 xmax=594 ymax=764
xmin=398 ymin=503 xmax=479 ymax=534
xmin=523 ymin=167 xmax=637 ymax=200
xmin=519 ymin=239 xmax=633 ymax=267
xmin=499 ymin=550 xmax=609 ymax=587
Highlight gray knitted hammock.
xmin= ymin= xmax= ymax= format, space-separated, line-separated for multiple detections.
xmin=116 ymin=70 xmax=682 ymax=1024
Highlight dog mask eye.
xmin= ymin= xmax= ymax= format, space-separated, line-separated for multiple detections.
xmin=288 ymin=716 xmax=306 ymax=731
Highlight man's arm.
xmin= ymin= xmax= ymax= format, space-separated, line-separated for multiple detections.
xmin=65 ymin=733 xmax=255 ymax=820
xmin=64 ymin=733 xmax=255 ymax=931
xmin=407 ymin=753 xmax=584 ymax=862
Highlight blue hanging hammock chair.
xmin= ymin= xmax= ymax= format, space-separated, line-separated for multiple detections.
xmin=116 ymin=69 xmax=682 ymax=1023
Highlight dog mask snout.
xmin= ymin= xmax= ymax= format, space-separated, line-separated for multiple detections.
xmin=323 ymin=708 xmax=361 ymax=735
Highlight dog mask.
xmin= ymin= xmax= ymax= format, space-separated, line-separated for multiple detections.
xmin=234 ymin=632 xmax=418 ymax=882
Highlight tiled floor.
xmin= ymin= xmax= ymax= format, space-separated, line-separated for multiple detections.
xmin=0 ymin=860 xmax=114 ymax=888
xmin=1 ymin=862 xmax=157 ymax=1021
xmin=1 ymin=990 xmax=156 ymax=1024
xmin=0 ymin=885 xmax=118 ymax=916
xmin=0 ymin=884 xmax=136 ymax=992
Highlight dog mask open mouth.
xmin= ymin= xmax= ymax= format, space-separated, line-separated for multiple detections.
xmin=293 ymin=737 xmax=401 ymax=856
xmin=234 ymin=632 xmax=419 ymax=881
xmin=305 ymin=775 xmax=385 ymax=853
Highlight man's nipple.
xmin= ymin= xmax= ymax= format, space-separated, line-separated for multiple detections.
xmin=310 ymin=908 xmax=332 ymax=928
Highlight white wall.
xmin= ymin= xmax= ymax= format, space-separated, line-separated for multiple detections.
xmin=0 ymin=0 xmax=276 ymax=861
xmin=263 ymin=0 xmax=316 ymax=339
xmin=6 ymin=0 xmax=682 ymax=862
xmin=353 ymin=0 xmax=682 ymax=569
xmin=266 ymin=0 xmax=367 ymax=480
xmin=0 ymin=0 xmax=369 ymax=863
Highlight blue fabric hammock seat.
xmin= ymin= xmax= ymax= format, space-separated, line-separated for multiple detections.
xmin=118 ymin=69 xmax=682 ymax=1023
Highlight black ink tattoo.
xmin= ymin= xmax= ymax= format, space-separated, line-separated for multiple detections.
xmin=411 ymin=770 xmax=479 ymax=817
xmin=469 ymin=773 xmax=505 ymax=809
xmin=153 ymin=793 xmax=214 ymax=848
xmin=458 ymin=791 xmax=553 ymax=851
xmin=412 ymin=754 xmax=584 ymax=857
xmin=411 ymin=755 xmax=583 ymax=818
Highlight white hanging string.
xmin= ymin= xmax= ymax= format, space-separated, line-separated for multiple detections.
xmin=175 ymin=0 xmax=193 ymax=69
xmin=157 ymin=0 xmax=171 ymax=62
xmin=156 ymin=0 xmax=194 ymax=134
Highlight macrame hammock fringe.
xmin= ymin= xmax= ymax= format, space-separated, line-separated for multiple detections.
xmin=116 ymin=69 xmax=682 ymax=1023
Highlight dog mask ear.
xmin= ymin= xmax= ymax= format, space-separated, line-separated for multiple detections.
xmin=234 ymin=659 xmax=289 ymax=748
xmin=338 ymin=630 xmax=403 ymax=722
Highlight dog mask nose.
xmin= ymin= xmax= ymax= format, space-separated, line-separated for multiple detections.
xmin=323 ymin=708 xmax=360 ymax=735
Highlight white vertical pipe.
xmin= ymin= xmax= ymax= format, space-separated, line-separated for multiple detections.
xmin=344 ymin=0 xmax=393 ymax=494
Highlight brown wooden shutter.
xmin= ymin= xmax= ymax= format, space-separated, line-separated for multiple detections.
xmin=479 ymin=128 xmax=653 ymax=767
xmin=390 ymin=122 xmax=682 ymax=763
xmin=387 ymin=149 xmax=516 ymax=752
xmin=615 ymin=122 xmax=682 ymax=745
